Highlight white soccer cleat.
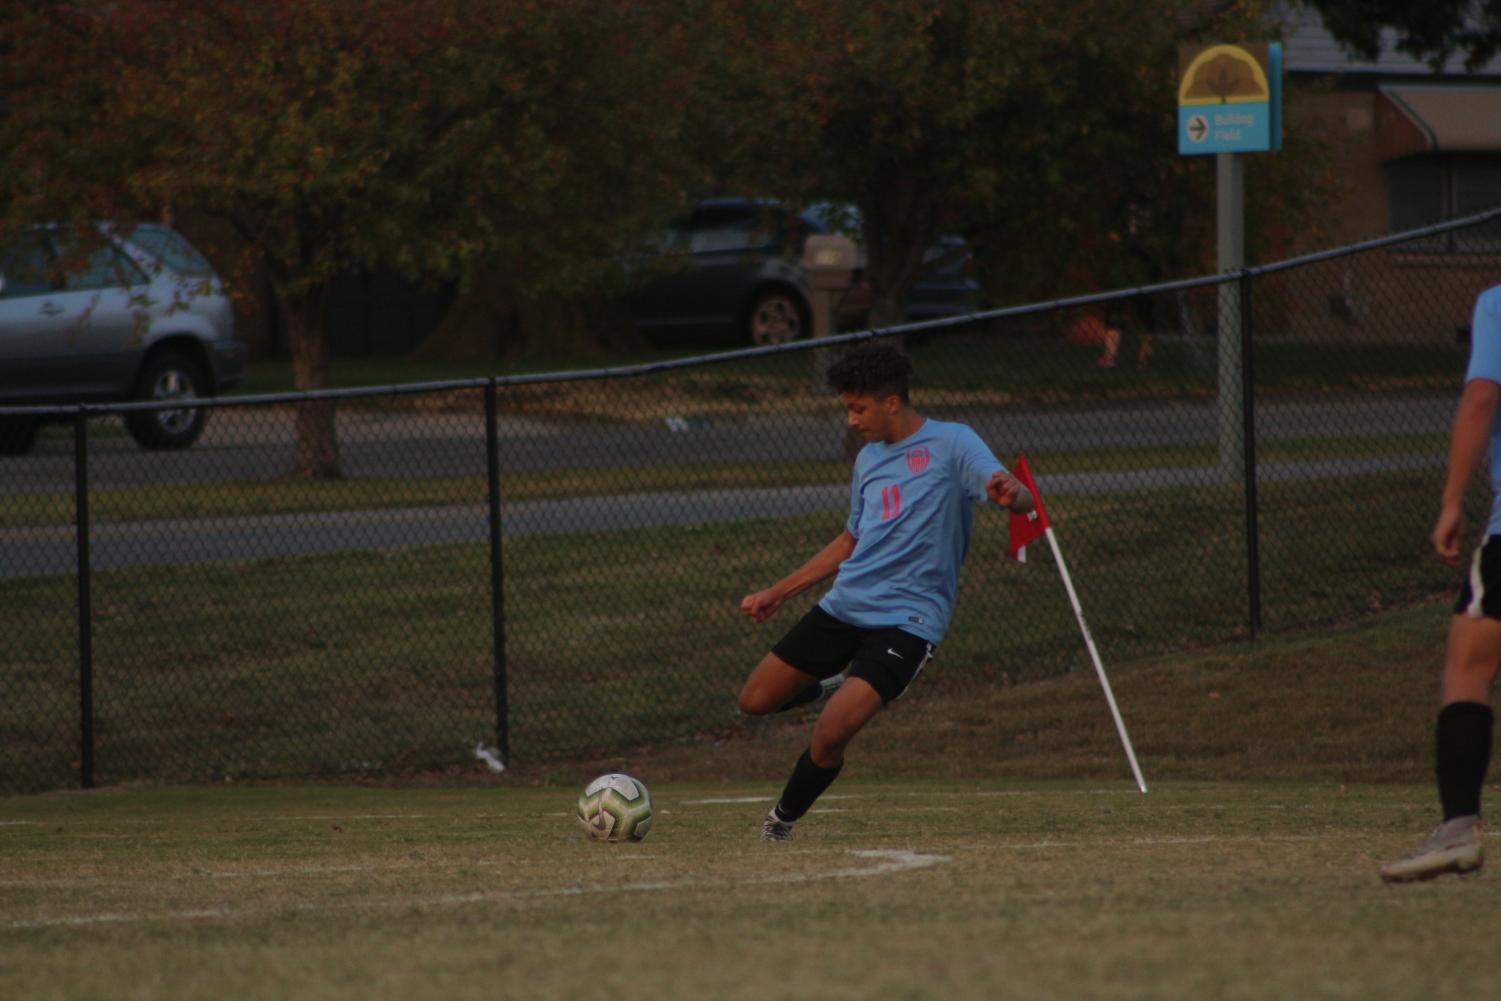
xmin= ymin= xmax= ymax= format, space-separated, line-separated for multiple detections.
xmin=761 ymin=811 xmax=795 ymax=842
xmin=1380 ymin=815 xmax=1484 ymax=883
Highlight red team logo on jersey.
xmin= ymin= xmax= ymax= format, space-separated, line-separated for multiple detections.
xmin=906 ymin=446 xmax=930 ymax=474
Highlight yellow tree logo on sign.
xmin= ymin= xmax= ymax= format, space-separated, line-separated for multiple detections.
xmin=1179 ymin=45 xmax=1270 ymax=105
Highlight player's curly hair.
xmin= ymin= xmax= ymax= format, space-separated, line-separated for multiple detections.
xmin=825 ymin=343 xmax=912 ymax=402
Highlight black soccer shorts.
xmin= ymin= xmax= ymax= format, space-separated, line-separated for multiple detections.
xmin=771 ymin=605 xmax=934 ymax=705
xmin=1455 ymin=535 xmax=1501 ymax=620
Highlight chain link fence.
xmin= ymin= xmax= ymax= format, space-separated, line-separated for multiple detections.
xmin=3 ymin=209 xmax=1500 ymax=792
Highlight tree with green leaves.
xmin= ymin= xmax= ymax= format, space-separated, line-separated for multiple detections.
xmin=0 ymin=0 xmax=722 ymax=477
xmin=733 ymin=0 xmax=1341 ymax=323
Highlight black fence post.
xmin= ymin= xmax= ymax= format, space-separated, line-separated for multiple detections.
xmin=1239 ymin=270 xmax=1262 ymax=640
xmin=484 ymin=382 xmax=510 ymax=765
xmin=73 ymin=409 xmax=94 ymax=788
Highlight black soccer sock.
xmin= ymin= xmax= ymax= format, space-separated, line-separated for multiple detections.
xmin=1436 ymin=701 xmax=1493 ymax=820
xmin=773 ymin=748 xmax=842 ymax=823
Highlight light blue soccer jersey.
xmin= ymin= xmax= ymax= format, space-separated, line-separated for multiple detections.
xmin=1464 ymin=284 xmax=1501 ymax=535
xmin=818 ymin=419 xmax=1006 ymax=645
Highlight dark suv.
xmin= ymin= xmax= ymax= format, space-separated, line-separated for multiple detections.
xmin=0 ymin=223 xmax=246 ymax=454
xmin=626 ymin=198 xmax=979 ymax=346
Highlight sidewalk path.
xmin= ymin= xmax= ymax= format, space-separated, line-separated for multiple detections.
xmin=0 ymin=453 xmax=1442 ymax=580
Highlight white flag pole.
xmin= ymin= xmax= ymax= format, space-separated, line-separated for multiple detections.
xmin=1043 ymin=525 xmax=1148 ymax=794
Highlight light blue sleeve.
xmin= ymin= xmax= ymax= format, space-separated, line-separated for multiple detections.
xmin=845 ymin=454 xmax=865 ymax=538
xmin=1465 ymin=287 xmax=1501 ymax=385
xmin=953 ymin=425 xmax=1006 ymax=502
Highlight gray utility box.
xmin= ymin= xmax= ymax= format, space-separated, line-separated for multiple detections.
xmin=802 ymin=234 xmax=857 ymax=291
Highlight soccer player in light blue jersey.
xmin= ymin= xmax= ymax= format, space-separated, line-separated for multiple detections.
xmin=1382 ymin=283 xmax=1501 ymax=882
xmin=737 ymin=343 xmax=1034 ymax=841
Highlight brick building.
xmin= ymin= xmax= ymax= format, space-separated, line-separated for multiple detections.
xmin=1275 ymin=8 xmax=1501 ymax=343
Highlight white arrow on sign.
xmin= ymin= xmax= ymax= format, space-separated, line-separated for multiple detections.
xmin=1187 ymin=114 xmax=1208 ymax=143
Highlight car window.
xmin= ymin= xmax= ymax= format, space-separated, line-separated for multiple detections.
xmin=0 ymin=231 xmax=55 ymax=298
xmin=126 ymin=224 xmax=215 ymax=278
xmin=688 ymin=219 xmax=761 ymax=253
xmin=50 ymin=236 xmax=148 ymax=292
xmin=801 ymin=202 xmax=860 ymax=238
xmin=686 ymin=204 xmax=781 ymax=253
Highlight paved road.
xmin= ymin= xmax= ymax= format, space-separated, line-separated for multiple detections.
xmin=0 ymin=393 xmax=1453 ymax=496
xmin=0 ymin=452 xmax=1444 ymax=580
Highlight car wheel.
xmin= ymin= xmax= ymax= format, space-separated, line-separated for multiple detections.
xmin=124 ymin=351 xmax=209 ymax=450
xmin=0 ymin=417 xmax=40 ymax=456
xmin=746 ymin=289 xmax=810 ymax=345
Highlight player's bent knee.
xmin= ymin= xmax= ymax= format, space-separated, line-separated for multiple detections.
xmin=738 ymin=698 xmax=768 ymax=717
xmin=737 ymin=684 xmax=778 ymax=716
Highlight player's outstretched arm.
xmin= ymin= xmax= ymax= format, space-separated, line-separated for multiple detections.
xmin=986 ymin=470 xmax=1034 ymax=513
xmin=740 ymin=530 xmax=857 ymax=623
xmin=1434 ymin=378 xmax=1499 ymax=566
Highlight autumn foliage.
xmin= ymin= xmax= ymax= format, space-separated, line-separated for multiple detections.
xmin=1 ymin=0 xmax=1341 ymax=475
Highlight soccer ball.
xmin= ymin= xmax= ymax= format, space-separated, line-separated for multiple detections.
xmin=577 ymin=773 xmax=653 ymax=842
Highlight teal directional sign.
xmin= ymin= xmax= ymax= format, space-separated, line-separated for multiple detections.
xmin=1178 ymin=42 xmax=1282 ymax=155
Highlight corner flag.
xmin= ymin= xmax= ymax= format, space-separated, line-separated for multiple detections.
xmin=1008 ymin=455 xmax=1050 ymax=562
xmin=1004 ymin=454 xmax=1148 ymax=794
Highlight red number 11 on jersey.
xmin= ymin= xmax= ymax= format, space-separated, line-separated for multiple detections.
xmin=881 ymin=484 xmax=902 ymax=520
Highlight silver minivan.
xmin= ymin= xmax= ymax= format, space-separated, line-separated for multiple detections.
xmin=0 ymin=223 xmax=246 ymax=453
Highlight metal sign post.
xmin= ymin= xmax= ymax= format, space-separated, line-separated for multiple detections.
xmin=1216 ymin=151 xmax=1245 ymax=480
xmin=1178 ymin=42 xmax=1281 ymax=481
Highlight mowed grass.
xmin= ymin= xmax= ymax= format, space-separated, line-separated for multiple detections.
xmin=0 ymin=462 xmax=1479 ymax=790
xmin=0 ymin=429 xmax=1445 ymax=528
xmin=3 ymin=779 xmax=1500 ymax=1001
xmin=3 ymin=592 xmax=1495 ymax=999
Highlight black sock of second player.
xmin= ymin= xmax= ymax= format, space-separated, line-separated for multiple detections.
xmin=1437 ymin=701 xmax=1494 ymax=820
xmin=773 ymin=748 xmax=842 ymax=823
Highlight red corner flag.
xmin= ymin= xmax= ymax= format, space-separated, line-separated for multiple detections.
xmin=1007 ymin=455 xmax=1051 ymax=562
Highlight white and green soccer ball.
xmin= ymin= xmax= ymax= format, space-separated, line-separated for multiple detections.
xmin=577 ymin=773 xmax=653 ymax=842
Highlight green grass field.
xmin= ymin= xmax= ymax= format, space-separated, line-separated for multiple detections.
xmin=5 ymin=597 xmax=1501 ymax=1000
xmin=0 ymin=464 xmax=1473 ymax=790
xmin=0 ymin=429 xmax=1445 ymax=528
xmin=3 ymin=781 xmax=1497 ymax=1001
xmin=5 ymin=780 xmax=1494 ymax=1001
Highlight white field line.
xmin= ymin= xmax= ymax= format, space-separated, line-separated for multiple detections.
xmin=682 ymin=794 xmax=861 ymax=805
xmin=548 ymin=805 xmax=864 ymax=817
xmin=983 ymin=833 xmax=1363 ymax=850
xmin=66 ymin=815 xmax=443 ymax=827
xmin=0 ymin=821 xmax=41 ymax=827
xmin=7 ymin=848 xmax=949 ymax=931
xmin=0 ymin=856 xmax=665 ymax=887
xmin=4 ymin=851 xmax=821 ymax=889
xmin=261 ymin=814 xmax=435 ymax=821
xmin=9 ymin=827 xmax=1448 ymax=927
xmin=15 ymin=908 xmax=236 ymax=928
xmin=4 ymin=826 xmax=1453 ymax=891
xmin=203 ymin=857 xmax=657 ymax=878
xmin=976 ymin=789 xmax=1150 ymax=797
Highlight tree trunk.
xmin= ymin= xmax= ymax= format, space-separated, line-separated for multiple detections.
xmin=412 ymin=267 xmax=625 ymax=360
xmin=281 ymin=291 xmax=341 ymax=479
xmin=410 ymin=268 xmax=520 ymax=359
xmin=863 ymin=187 xmax=936 ymax=332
